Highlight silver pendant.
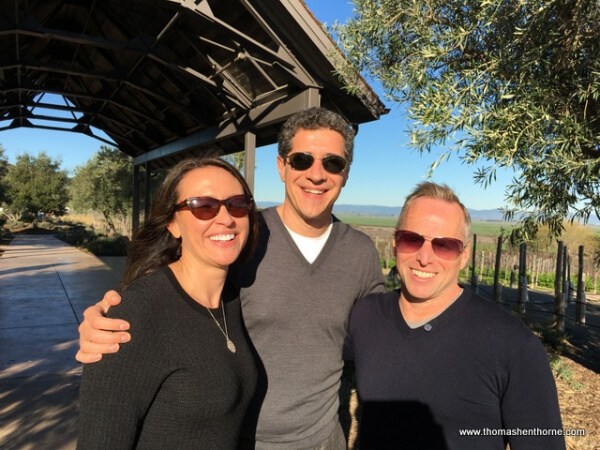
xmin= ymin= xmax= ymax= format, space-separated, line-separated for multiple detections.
xmin=227 ymin=339 xmax=236 ymax=353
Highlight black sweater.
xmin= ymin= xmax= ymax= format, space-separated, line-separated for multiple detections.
xmin=345 ymin=289 xmax=565 ymax=450
xmin=78 ymin=267 xmax=257 ymax=449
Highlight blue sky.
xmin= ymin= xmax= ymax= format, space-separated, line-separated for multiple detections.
xmin=0 ymin=0 xmax=516 ymax=211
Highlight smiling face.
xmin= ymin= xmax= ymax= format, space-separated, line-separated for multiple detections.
xmin=395 ymin=196 xmax=470 ymax=306
xmin=167 ymin=166 xmax=249 ymax=271
xmin=276 ymin=128 xmax=349 ymax=235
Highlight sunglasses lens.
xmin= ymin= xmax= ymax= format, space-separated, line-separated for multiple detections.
xmin=188 ymin=198 xmax=220 ymax=220
xmin=287 ymin=153 xmax=314 ymax=171
xmin=185 ymin=195 xmax=252 ymax=220
xmin=287 ymin=153 xmax=347 ymax=174
xmin=395 ymin=231 xmax=424 ymax=253
xmin=432 ymin=238 xmax=463 ymax=260
xmin=227 ymin=195 xmax=253 ymax=218
xmin=395 ymin=231 xmax=463 ymax=260
xmin=322 ymin=155 xmax=347 ymax=174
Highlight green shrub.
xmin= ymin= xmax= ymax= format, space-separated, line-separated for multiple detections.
xmin=21 ymin=212 xmax=36 ymax=223
xmin=380 ymin=257 xmax=395 ymax=269
xmin=550 ymin=357 xmax=585 ymax=390
xmin=56 ymin=226 xmax=129 ymax=256
xmin=385 ymin=266 xmax=401 ymax=291
xmin=57 ymin=226 xmax=93 ymax=247
xmin=536 ymin=273 xmax=556 ymax=289
xmin=84 ymin=235 xmax=130 ymax=256
xmin=37 ymin=221 xmax=55 ymax=230
xmin=6 ymin=220 xmax=24 ymax=229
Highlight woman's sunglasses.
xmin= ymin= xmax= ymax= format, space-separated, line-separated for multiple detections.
xmin=285 ymin=152 xmax=347 ymax=175
xmin=174 ymin=194 xmax=254 ymax=220
xmin=394 ymin=230 xmax=465 ymax=260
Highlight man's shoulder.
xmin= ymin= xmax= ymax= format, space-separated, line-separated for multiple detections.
xmin=353 ymin=290 xmax=398 ymax=314
xmin=332 ymin=216 xmax=377 ymax=246
xmin=462 ymin=291 xmax=536 ymax=336
xmin=258 ymin=206 xmax=276 ymax=221
xmin=348 ymin=290 xmax=399 ymax=332
xmin=257 ymin=207 xmax=280 ymax=235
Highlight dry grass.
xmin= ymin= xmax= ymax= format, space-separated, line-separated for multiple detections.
xmin=64 ymin=212 xmax=97 ymax=227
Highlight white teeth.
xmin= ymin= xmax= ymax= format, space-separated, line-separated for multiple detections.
xmin=413 ymin=269 xmax=435 ymax=278
xmin=210 ymin=234 xmax=235 ymax=242
xmin=305 ymin=189 xmax=324 ymax=195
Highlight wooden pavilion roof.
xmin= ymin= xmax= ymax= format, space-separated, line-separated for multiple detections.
xmin=0 ymin=0 xmax=387 ymax=170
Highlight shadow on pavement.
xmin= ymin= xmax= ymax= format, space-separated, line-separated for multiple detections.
xmin=474 ymin=283 xmax=600 ymax=374
xmin=0 ymin=233 xmax=125 ymax=449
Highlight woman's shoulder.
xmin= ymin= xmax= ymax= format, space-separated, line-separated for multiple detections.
xmin=123 ymin=267 xmax=172 ymax=296
xmin=107 ymin=268 xmax=173 ymax=319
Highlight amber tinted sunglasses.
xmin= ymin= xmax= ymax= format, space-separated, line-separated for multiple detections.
xmin=174 ymin=195 xmax=253 ymax=220
xmin=394 ymin=230 xmax=465 ymax=260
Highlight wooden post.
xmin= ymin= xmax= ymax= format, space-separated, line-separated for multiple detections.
xmin=132 ymin=164 xmax=141 ymax=233
xmin=510 ymin=265 xmax=517 ymax=289
xmin=577 ymin=245 xmax=587 ymax=325
xmin=562 ymin=246 xmax=569 ymax=306
xmin=519 ymin=242 xmax=528 ymax=308
xmin=517 ymin=243 xmax=523 ymax=300
xmin=472 ymin=274 xmax=479 ymax=294
xmin=244 ymin=132 xmax=256 ymax=193
xmin=566 ymin=249 xmax=573 ymax=303
xmin=493 ymin=236 xmax=503 ymax=302
xmin=470 ymin=234 xmax=477 ymax=288
xmin=144 ymin=162 xmax=151 ymax=221
xmin=480 ymin=251 xmax=485 ymax=280
xmin=554 ymin=241 xmax=565 ymax=332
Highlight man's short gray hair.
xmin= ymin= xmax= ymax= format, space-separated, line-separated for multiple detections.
xmin=396 ymin=182 xmax=471 ymax=240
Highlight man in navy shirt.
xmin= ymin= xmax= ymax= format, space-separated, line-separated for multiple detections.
xmin=345 ymin=181 xmax=565 ymax=450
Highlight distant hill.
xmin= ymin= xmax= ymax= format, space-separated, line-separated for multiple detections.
xmin=333 ymin=204 xmax=401 ymax=216
xmin=257 ymin=202 xmax=510 ymax=222
xmin=256 ymin=202 xmax=600 ymax=226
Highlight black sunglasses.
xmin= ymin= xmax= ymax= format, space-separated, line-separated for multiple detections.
xmin=394 ymin=230 xmax=465 ymax=260
xmin=174 ymin=194 xmax=254 ymax=220
xmin=285 ymin=152 xmax=347 ymax=175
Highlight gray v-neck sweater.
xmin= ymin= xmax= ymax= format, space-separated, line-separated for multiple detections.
xmin=236 ymin=207 xmax=385 ymax=449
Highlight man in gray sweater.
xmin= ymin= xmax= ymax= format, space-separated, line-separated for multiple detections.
xmin=76 ymin=107 xmax=385 ymax=449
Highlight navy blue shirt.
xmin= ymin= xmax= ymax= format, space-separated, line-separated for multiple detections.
xmin=345 ymin=289 xmax=565 ymax=450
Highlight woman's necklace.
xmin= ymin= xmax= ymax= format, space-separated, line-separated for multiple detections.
xmin=177 ymin=260 xmax=236 ymax=353
xmin=205 ymin=302 xmax=236 ymax=353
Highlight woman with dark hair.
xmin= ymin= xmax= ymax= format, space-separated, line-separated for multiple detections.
xmin=77 ymin=157 xmax=258 ymax=449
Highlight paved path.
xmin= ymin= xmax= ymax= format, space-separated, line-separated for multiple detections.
xmin=473 ymin=281 xmax=600 ymax=373
xmin=0 ymin=234 xmax=125 ymax=450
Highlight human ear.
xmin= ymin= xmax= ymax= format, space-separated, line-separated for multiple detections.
xmin=276 ymin=155 xmax=286 ymax=182
xmin=341 ymin=165 xmax=350 ymax=187
xmin=459 ymin=242 xmax=471 ymax=269
xmin=166 ymin=220 xmax=181 ymax=239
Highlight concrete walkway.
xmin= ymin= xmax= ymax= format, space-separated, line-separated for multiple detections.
xmin=0 ymin=234 xmax=126 ymax=450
